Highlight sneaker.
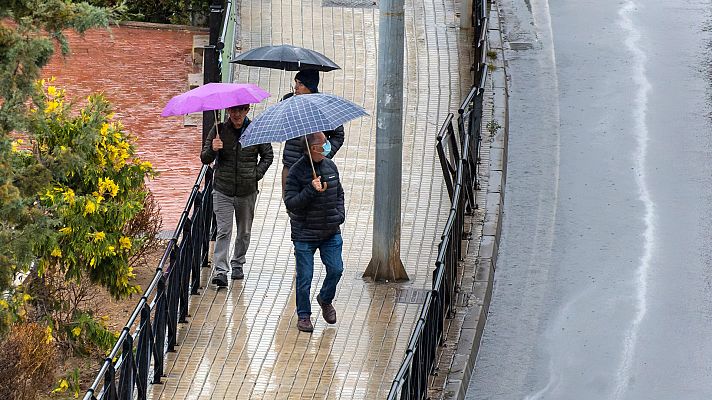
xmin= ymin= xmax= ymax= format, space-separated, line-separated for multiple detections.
xmin=316 ymin=294 xmax=337 ymax=324
xmin=211 ymin=273 xmax=228 ymax=288
xmin=231 ymin=266 xmax=244 ymax=280
xmin=297 ymin=317 xmax=314 ymax=332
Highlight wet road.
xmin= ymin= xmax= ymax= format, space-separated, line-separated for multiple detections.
xmin=467 ymin=0 xmax=712 ymax=399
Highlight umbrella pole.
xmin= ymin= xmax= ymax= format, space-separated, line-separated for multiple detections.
xmin=304 ymin=135 xmax=317 ymax=179
xmin=280 ymin=68 xmax=286 ymax=103
xmin=213 ymin=109 xmax=221 ymax=164
xmin=213 ymin=109 xmax=220 ymax=136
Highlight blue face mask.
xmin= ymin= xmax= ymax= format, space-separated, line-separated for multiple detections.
xmin=320 ymin=141 xmax=332 ymax=156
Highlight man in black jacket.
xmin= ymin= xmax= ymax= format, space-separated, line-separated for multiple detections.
xmin=280 ymin=70 xmax=345 ymax=193
xmin=284 ymin=131 xmax=345 ymax=332
xmin=201 ymin=104 xmax=274 ymax=287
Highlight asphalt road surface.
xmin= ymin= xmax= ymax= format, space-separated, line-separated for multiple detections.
xmin=467 ymin=0 xmax=712 ymax=399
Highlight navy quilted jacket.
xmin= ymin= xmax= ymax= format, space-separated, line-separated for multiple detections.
xmin=284 ymin=156 xmax=345 ymax=242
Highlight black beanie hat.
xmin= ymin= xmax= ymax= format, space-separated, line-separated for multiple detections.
xmin=295 ymin=69 xmax=320 ymax=93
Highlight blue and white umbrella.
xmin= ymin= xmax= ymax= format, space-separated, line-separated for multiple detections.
xmin=239 ymin=93 xmax=368 ymax=147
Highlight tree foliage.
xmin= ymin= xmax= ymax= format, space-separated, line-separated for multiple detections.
xmin=0 ymin=0 xmax=161 ymax=350
xmin=0 ymin=1 xmax=114 ymax=336
xmin=85 ymin=0 xmax=210 ymax=25
xmin=0 ymin=0 xmax=111 ymax=134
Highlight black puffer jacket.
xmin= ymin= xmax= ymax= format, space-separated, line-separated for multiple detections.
xmin=201 ymin=117 xmax=274 ymax=197
xmin=280 ymin=93 xmax=345 ymax=168
xmin=284 ymin=156 xmax=345 ymax=242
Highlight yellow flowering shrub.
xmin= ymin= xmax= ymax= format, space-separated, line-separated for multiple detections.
xmin=31 ymin=83 xmax=158 ymax=299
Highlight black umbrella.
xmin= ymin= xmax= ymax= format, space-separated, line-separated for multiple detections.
xmin=230 ymin=44 xmax=340 ymax=71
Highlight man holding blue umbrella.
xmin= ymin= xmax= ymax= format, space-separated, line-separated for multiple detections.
xmin=280 ymin=70 xmax=345 ymax=192
xmin=238 ymin=92 xmax=367 ymax=329
xmin=284 ymin=131 xmax=345 ymax=332
xmin=201 ymin=104 xmax=274 ymax=287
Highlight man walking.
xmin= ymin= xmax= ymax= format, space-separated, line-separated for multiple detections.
xmin=201 ymin=104 xmax=274 ymax=287
xmin=281 ymin=70 xmax=345 ymax=191
xmin=284 ymin=131 xmax=345 ymax=332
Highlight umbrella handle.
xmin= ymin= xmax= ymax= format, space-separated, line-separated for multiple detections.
xmin=304 ymin=135 xmax=327 ymax=190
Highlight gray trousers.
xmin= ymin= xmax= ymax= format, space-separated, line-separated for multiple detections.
xmin=212 ymin=189 xmax=257 ymax=276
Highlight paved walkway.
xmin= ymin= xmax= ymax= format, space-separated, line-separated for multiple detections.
xmin=148 ymin=1 xmax=473 ymax=398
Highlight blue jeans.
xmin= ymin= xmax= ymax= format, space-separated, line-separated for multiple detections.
xmin=293 ymin=233 xmax=344 ymax=318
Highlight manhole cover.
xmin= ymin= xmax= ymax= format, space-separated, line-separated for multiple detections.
xmin=323 ymin=0 xmax=377 ymax=7
xmin=395 ymin=288 xmax=430 ymax=304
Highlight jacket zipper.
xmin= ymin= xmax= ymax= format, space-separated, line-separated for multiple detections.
xmin=234 ymin=127 xmax=240 ymax=194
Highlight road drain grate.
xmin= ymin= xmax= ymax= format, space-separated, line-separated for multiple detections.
xmin=322 ymin=0 xmax=377 ymax=7
xmin=508 ymin=42 xmax=534 ymax=51
xmin=395 ymin=288 xmax=430 ymax=304
xmin=395 ymin=288 xmax=471 ymax=306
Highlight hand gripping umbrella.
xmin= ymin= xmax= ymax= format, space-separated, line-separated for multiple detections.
xmin=239 ymin=93 xmax=367 ymax=182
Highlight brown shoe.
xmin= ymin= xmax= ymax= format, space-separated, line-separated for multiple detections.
xmin=297 ymin=317 xmax=313 ymax=332
xmin=316 ymin=295 xmax=337 ymax=324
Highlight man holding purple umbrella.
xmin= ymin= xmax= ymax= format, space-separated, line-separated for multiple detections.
xmin=201 ymin=104 xmax=274 ymax=287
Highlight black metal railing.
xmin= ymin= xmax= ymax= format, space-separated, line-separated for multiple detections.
xmin=386 ymin=0 xmax=489 ymax=398
xmin=83 ymin=0 xmax=235 ymax=396
xmin=82 ymin=166 xmax=215 ymax=400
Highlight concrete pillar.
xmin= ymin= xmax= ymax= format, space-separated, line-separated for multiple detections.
xmin=363 ymin=0 xmax=409 ymax=282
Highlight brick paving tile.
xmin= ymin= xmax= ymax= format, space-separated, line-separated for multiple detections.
xmin=148 ymin=0 xmax=473 ymax=398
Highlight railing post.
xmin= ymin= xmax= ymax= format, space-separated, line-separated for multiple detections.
xmin=191 ymin=192 xmax=204 ymax=295
xmin=152 ymin=276 xmax=167 ymax=383
xmin=117 ymin=333 xmax=135 ymax=400
xmin=102 ymin=361 xmax=118 ymax=400
xmin=136 ymin=303 xmax=152 ymax=400
xmin=167 ymin=246 xmax=179 ymax=352
xmin=179 ymin=218 xmax=192 ymax=322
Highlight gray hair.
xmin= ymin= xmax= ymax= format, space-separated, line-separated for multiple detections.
xmin=303 ymin=132 xmax=325 ymax=153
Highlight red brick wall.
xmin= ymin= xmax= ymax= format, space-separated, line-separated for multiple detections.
xmin=43 ymin=25 xmax=205 ymax=229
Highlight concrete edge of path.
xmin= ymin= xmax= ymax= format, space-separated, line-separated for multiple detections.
xmin=442 ymin=1 xmax=509 ymax=399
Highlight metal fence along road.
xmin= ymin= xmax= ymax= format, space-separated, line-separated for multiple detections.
xmin=386 ymin=0 xmax=489 ymax=398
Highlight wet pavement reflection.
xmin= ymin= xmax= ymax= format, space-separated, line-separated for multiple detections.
xmin=45 ymin=0 xmax=474 ymax=397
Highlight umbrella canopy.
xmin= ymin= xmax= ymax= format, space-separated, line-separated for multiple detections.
xmin=239 ymin=93 xmax=368 ymax=147
xmin=230 ymin=44 xmax=340 ymax=72
xmin=161 ymin=83 xmax=270 ymax=117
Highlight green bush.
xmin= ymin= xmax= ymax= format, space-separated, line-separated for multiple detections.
xmin=87 ymin=0 xmax=211 ymax=25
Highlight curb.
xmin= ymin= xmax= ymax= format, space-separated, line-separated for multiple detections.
xmin=442 ymin=0 xmax=509 ymax=398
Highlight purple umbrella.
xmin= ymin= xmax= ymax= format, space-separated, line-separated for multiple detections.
xmin=160 ymin=82 xmax=270 ymax=117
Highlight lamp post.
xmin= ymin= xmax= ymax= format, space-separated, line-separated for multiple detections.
xmin=364 ymin=0 xmax=409 ymax=282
